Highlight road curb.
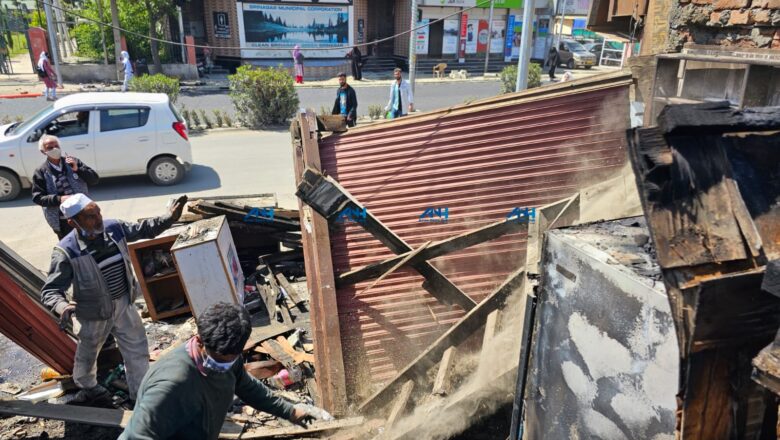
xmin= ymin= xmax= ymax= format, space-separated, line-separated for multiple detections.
xmin=0 ymin=93 xmax=42 ymax=99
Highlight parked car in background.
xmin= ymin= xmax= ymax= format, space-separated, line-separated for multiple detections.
xmin=556 ymin=39 xmax=597 ymax=69
xmin=0 ymin=92 xmax=192 ymax=201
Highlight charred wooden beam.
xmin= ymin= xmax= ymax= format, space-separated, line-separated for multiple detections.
xmin=358 ymin=268 xmax=525 ymax=415
xmin=296 ymin=168 xmax=477 ymax=312
xmin=337 ymin=219 xmax=528 ymax=287
xmin=657 ymin=101 xmax=780 ymax=136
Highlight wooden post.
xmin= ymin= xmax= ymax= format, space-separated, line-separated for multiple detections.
xmin=291 ymin=112 xmax=347 ymax=415
xmin=431 ymin=346 xmax=457 ymax=396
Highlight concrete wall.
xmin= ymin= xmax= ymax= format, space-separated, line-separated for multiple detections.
xmin=667 ymin=0 xmax=780 ymax=51
xmin=59 ymin=64 xmax=199 ymax=83
xmin=203 ymin=0 xmax=241 ymax=59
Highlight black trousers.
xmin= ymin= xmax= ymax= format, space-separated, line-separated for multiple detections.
xmin=548 ymin=63 xmax=557 ymax=79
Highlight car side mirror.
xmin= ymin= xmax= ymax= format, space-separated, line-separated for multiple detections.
xmin=27 ymin=129 xmax=43 ymax=144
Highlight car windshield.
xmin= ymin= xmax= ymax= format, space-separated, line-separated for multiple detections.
xmin=8 ymin=104 xmax=54 ymax=135
xmin=566 ymin=41 xmax=589 ymax=52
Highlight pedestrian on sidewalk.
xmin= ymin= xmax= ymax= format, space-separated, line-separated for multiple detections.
xmin=37 ymin=52 xmax=57 ymax=101
xmin=292 ymin=45 xmax=304 ymax=84
xmin=547 ymin=44 xmax=560 ymax=81
xmin=332 ymin=72 xmax=358 ymax=127
xmin=121 ymin=51 xmax=134 ymax=92
xmin=384 ymin=67 xmax=414 ymax=119
xmin=32 ymin=134 xmax=99 ymax=240
xmin=119 ymin=302 xmax=333 ymax=439
xmin=346 ymin=45 xmax=362 ymax=80
xmin=203 ymin=46 xmax=213 ymax=76
xmin=41 ymin=193 xmax=187 ymax=406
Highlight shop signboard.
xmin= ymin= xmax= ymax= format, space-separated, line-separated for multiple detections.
xmin=489 ymin=19 xmax=505 ymax=53
xmin=213 ymin=12 xmax=231 ymax=39
xmin=443 ymin=19 xmax=459 ymax=54
xmin=238 ymin=2 xmax=352 ymax=58
xmin=504 ymin=15 xmax=515 ymax=61
xmin=477 ymin=0 xmax=523 ymax=7
xmin=458 ymin=13 xmax=468 ymax=62
xmin=477 ymin=19 xmax=489 ymax=53
xmin=415 ymin=19 xmax=430 ymax=54
xmin=420 ymin=0 xmax=477 ymax=5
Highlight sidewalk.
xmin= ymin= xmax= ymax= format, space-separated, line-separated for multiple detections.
xmin=1 ymin=52 xmax=615 ymax=97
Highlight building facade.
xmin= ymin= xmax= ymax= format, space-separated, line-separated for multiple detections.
xmin=182 ymin=0 xmax=556 ymax=69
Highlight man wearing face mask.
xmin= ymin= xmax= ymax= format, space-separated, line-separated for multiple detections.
xmin=32 ymin=135 xmax=99 ymax=239
xmin=120 ymin=302 xmax=333 ymax=439
xmin=41 ymin=193 xmax=188 ymax=405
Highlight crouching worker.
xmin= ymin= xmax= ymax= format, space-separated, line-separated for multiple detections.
xmin=120 ymin=302 xmax=332 ymax=440
xmin=41 ymin=193 xmax=187 ymax=405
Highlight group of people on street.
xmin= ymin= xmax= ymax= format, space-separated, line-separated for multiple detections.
xmin=329 ymin=67 xmax=414 ymax=127
xmin=29 ymin=135 xmax=331 ymax=438
xmin=38 ymin=51 xmax=135 ymax=95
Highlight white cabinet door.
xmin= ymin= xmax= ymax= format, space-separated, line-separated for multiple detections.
xmin=94 ymin=107 xmax=156 ymax=176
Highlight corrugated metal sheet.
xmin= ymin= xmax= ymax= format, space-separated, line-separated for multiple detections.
xmin=315 ymin=77 xmax=633 ymax=400
xmin=0 ymin=243 xmax=76 ymax=374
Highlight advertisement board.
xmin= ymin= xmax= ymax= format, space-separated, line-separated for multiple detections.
xmin=213 ymin=11 xmax=231 ymax=39
xmin=238 ymin=3 xmax=352 ymax=58
xmin=459 ymin=14 xmax=468 ymax=61
xmin=489 ymin=19 xmax=505 ymax=53
xmin=504 ymin=15 xmax=515 ymax=61
xmin=465 ymin=19 xmax=478 ymax=54
xmin=477 ymin=19 xmax=489 ymax=53
xmin=443 ymin=19 xmax=459 ymax=54
xmin=415 ymin=19 xmax=430 ymax=54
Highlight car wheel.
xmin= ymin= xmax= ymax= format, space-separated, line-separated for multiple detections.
xmin=567 ymin=59 xmax=575 ymax=69
xmin=585 ymin=65 xmax=593 ymax=69
xmin=0 ymin=170 xmax=21 ymax=202
xmin=148 ymin=157 xmax=184 ymax=186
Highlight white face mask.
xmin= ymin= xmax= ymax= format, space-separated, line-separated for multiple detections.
xmin=46 ymin=148 xmax=62 ymax=160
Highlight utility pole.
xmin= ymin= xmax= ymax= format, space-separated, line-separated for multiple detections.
xmin=555 ymin=0 xmax=567 ymax=46
xmin=177 ymin=6 xmax=185 ymax=63
xmin=408 ymin=0 xmax=417 ymax=94
xmin=42 ymin=0 xmax=61 ymax=86
xmin=483 ymin=0 xmax=494 ymax=77
xmin=515 ymin=0 xmax=536 ymax=91
xmin=95 ymin=0 xmax=108 ymax=64
xmin=109 ymin=0 xmax=121 ymax=80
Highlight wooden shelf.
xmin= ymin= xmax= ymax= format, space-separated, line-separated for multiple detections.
xmin=146 ymin=272 xmax=179 ymax=283
xmin=155 ymin=305 xmax=191 ymax=320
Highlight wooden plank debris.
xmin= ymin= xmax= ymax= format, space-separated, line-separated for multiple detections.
xmin=338 ymin=217 xmax=528 ymax=287
xmin=431 ymin=346 xmax=457 ymax=397
xmin=0 ymin=400 xmax=247 ymax=436
xmin=358 ymin=268 xmax=526 ymax=414
xmin=222 ymin=417 xmax=365 ymax=439
xmin=478 ymin=310 xmax=500 ymax=370
xmin=296 ymin=168 xmax=477 ymax=312
xmin=275 ymin=336 xmax=315 ymax=365
xmin=385 ymin=380 xmax=415 ymax=429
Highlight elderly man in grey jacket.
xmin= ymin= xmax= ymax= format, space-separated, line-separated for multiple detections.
xmin=41 ymin=193 xmax=186 ymax=404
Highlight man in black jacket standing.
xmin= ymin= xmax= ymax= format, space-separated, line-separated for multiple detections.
xmin=32 ymin=134 xmax=99 ymax=239
xmin=332 ymin=72 xmax=358 ymax=127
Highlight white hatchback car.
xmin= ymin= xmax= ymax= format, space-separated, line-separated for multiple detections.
xmin=0 ymin=92 xmax=192 ymax=201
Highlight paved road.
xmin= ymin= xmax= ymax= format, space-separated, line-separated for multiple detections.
xmin=0 ymin=81 xmax=502 ymax=121
xmin=0 ymin=129 xmax=297 ymax=272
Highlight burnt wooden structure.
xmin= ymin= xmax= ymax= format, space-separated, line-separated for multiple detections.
xmin=627 ymin=102 xmax=780 ymax=439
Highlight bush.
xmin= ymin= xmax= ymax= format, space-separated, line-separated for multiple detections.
xmin=223 ymin=113 xmax=234 ymax=128
xmin=191 ymin=109 xmax=202 ymax=129
xmin=199 ymin=109 xmax=213 ymax=129
xmin=212 ymin=110 xmax=224 ymax=128
xmin=181 ymin=107 xmax=193 ymax=128
xmin=228 ymin=65 xmax=299 ymax=129
xmin=367 ymin=105 xmax=382 ymax=121
xmin=499 ymin=63 xmax=542 ymax=94
xmin=129 ymin=73 xmax=180 ymax=104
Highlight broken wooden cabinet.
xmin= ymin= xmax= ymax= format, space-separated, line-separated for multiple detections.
xmin=170 ymin=216 xmax=244 ymax=319
xmin=128 ymin=235 xmax=190 ymax=321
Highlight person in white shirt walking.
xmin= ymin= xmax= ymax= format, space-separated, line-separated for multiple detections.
xmin=121 ymin=51 xmax=134 ymax=92
xmin=385 ymin=68 xmax=414 ymax=119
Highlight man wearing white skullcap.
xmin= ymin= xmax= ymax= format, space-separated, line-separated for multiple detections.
xmin=41 ymin=193 xmax=188 ymax=406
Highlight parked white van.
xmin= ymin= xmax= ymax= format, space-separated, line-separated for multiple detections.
xmin=0 ymin=92 xmax=192 ymax=201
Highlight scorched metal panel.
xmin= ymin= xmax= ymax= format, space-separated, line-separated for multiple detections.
xmin=316 ymin=78 xmax=633 ymax=400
